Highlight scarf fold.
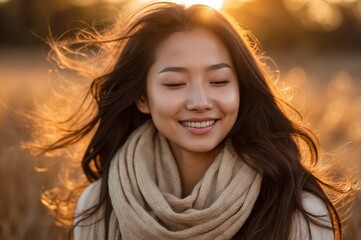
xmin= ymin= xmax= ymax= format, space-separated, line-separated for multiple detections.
xmin=105 ymin=121 xmax=262 ymax=239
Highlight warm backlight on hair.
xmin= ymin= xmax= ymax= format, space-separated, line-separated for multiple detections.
xmin=171 ymin=0 xmax=224 ymax=10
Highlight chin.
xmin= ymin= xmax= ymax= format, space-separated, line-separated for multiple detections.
xmin=188 ymin=145 xmax=219 ymax=154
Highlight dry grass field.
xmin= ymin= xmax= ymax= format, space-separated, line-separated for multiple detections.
xmin=0 ymin=48 xmax=360 ymax=239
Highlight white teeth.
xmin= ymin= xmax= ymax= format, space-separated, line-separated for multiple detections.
xmin=182 ymin=120 xmax=215 ymax=128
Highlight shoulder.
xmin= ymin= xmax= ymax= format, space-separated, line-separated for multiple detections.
xmin=291 ymin=191 xmax=334 ymax=240
xmin=301 ymin=192 xmax=329 ymax=217
xmin=73 ymin=179 xmax=102 ymax=240
xmin=75 ymin=179 xmax=102 ymax=216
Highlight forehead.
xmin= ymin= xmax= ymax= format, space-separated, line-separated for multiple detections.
xmin=152 ymin=28 xmax=233 ymax=67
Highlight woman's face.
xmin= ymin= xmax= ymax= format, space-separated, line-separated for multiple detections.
xmin=137 ymin=28 xmax=239 ymax=160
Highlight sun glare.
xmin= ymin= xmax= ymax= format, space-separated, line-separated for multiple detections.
xmin=171 ymin=0 xmax=224 ymax=10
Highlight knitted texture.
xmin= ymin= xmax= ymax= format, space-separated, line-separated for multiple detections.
xmin=81 ymin=121 xmax=262 ymax=239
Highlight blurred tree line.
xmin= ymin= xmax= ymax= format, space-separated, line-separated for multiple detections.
xmin=0 ymin=0 xmax=360 ymax=52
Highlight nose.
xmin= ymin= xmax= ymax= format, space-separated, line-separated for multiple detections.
xmin=186 ymin=84 xmax=213 ymax=111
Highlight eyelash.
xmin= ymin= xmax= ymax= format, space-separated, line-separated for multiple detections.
xmin=211 ymin=80 xmax=229 ymax=85
xmin=163 ymin=83 xmax=186 ymax=88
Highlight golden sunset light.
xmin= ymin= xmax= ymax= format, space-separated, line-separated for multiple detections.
xmin=170 ymin=0 xmax=224 ymax=10
xmin=1 ymin=0 xmax=361 ymax=239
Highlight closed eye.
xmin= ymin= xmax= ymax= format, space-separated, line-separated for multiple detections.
xmin=210 ymin=80 xmax=229 ymax=86
xmin=162 ymin=83 xmax=186 ymax=88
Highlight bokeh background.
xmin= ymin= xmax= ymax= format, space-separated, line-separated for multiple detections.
xmin=0 ymin=0 xmax=360 ymax=239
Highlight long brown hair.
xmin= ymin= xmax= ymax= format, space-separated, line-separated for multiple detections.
xmin=34 ymin=2 xmax=357 ymax=239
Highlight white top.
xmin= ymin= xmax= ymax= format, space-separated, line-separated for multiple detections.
xmin=291 ymin=191 xmax=334 ymax=239
xmin=74 ymin=180 xmax=334 ymax=239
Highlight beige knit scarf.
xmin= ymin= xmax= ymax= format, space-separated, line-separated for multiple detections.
xmin=83 ymin=121 xmax=262 ymax=239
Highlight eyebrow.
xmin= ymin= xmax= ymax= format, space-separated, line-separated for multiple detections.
xmin=158 ymin=63 xmax=232 ymax=74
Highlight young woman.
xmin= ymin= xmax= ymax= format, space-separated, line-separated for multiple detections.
xmin=39 ymin=2 xmax=355 ymax=239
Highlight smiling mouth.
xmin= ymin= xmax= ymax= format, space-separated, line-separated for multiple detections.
xmin=181 ymin=120 xmax=216 ymax=128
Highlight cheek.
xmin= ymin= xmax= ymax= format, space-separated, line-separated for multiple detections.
xmin=215 ymin=87 xmax=240 ymax=114
xmin=148 ymin=88 xmax=184 ymax=116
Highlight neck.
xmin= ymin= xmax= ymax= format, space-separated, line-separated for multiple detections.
xmin=170 ymin=145 xmax=219 ymax=198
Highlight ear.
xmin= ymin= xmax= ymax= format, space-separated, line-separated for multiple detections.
xmin=135 ymin=96 xmax=150 ymax=114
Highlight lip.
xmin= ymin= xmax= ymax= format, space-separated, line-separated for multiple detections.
xmin=179 ymin=118 xmax=218 ymax=135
